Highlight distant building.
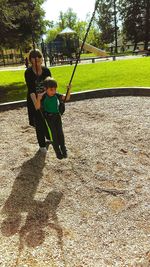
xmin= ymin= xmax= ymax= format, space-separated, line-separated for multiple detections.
xmin=0 ymin=48 xmax=24 ymax=66
xmin=108 ymin=37 xmax=150 ymax=53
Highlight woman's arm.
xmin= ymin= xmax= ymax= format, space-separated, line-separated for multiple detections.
xmin=30 ymin=91 xmax=45 ymax=110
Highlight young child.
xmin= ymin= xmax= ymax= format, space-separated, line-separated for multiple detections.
xmin=37 ymin=77 xmax=71 ymax=159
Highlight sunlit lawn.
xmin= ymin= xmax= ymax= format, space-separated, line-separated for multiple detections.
xmin=0 ymin=57 xmax=150 ymax=103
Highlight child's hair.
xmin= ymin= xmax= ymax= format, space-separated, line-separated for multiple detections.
xmin=28 ymin=49 xmax=43 ymax=62
xmin=43 ymin=77 xmax=57 ymax=89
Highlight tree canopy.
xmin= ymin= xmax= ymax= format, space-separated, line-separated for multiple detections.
xmin=45 ymin=9 xmax=101 ymax=49
xmin=119 ymin=0 xmax=150 ymax=50
xmin=96 ymin=0 xmax=115 ymax=45
xmin=1 ymin=0 xmax=150 ymax=51
xmin=0 ymin=0 xmax=48 ymax=49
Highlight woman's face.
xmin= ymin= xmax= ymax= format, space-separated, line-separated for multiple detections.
xmin=30 ymin=56 xmax=43 ymax=66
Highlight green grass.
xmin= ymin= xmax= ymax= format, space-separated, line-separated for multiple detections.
xmin=0 ymin=57 xmax=150 ymax=103
xmin=52 ymin=57 xmax=150 ymax=90
xmin=80 ymin=53 xmax=97 ymax=58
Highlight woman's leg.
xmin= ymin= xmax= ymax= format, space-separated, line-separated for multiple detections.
xmin=35 ymin=110 xmax=46 ymax=148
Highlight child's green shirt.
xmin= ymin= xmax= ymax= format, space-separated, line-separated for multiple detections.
xmin=42 ymin=94 xmax=59 ymax=113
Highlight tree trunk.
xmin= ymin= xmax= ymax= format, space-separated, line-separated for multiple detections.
xmin=144 ymin=0 xmax=150 ymax=50
xmin=134 ymin=43 xmax=137 ymax=51
xmin=114 ymin=0 xmax=118 ymax=53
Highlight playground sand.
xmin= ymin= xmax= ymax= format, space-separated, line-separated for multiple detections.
xmin=0 ymin=97 xmax=150 ymax=267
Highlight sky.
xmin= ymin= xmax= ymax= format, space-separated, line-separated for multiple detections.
xmin=42 ymin=0 xmax=96 ymax=22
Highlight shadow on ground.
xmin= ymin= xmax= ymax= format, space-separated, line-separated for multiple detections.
xmin=1 ymin=151 xmax=63 ymax=264
xmin=0 ymin=82 xmax=27 ymax=103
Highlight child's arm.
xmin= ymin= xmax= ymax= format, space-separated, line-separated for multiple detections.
xmin=30 ymin=91 xmax=46 ymax=110
xmin=62 ymin=84 xmax=71 ymax=101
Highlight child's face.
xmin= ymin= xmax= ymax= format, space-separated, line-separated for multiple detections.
xmin=46 ymin=87 xmax=56 ymax=96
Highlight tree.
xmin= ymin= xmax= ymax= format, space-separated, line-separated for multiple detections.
xmin=142 ymin=0 xmax=150 ymax=50
xmin=0 ymin=0 xmax=49 ymax=48
xmin=119 ymin=0 xmax=150 ymax=50
xmin=0 ymin=0 xmax=16 ymax=46
xmin=113 ymin=0 xmax=118 ymax=53
xmin=58 ymin=8 xmax=78 ymax=30
xmin=74 ymin=21 xmax=87 ymax=41
xmin=119 ymin=0 xmax=143 ymax=50
xmin=45 ymin=8 xmax=101 ymax=49
xmin=45 ymin=28 xmax=60 ymax=43
xmin=96 ymin=0 xmax=119 ymax=52
xmin=87 ymin=24 xmax=102 ymax=48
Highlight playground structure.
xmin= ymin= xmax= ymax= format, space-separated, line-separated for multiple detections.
xmin=45 ymin=27 xmax=107 ymax=65
xmin=79 ymin=40 xmax=107 ymax=57
xmin=46 ymin=28 xmax=80 ymax=65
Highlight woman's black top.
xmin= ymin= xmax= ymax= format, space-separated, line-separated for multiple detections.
xmin=24 ymin=66 xmax=51 ymax=126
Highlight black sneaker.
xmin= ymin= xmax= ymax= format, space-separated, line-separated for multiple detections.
xmin=62 ymin=151 xmax=67 ymax=158
xmin=61 ymin=146 xmax=68 ymax=158
xmin=53 ymin=146 xmax=63 ymax=160
xmin=56 ymin=152 xmax=63 ymax=160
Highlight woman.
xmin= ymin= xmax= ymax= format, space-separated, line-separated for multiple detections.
xmin=25 ymin=49 xmax=51 ymax=152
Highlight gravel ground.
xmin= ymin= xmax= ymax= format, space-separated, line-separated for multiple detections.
xmin=0 ymin=96 xmax=150 ymax=267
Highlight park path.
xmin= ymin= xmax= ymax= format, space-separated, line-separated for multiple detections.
xmin=0 ymin=55 xmax=143 ymax=72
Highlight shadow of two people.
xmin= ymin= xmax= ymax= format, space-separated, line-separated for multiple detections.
xmin=1 ymin=151 xmax=63 ymax=250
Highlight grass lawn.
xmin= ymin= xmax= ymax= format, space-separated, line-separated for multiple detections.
xmin=0 ymin=57 xmax=150 ymax=103
xmin=80 ymin=53 xmax=97 ymax=58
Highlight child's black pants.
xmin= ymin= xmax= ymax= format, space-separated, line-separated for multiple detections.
xmin=45 ymin=113 xmax=65 ymax=154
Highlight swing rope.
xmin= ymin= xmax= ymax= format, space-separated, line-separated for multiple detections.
xmin=28 ymin=0 xmax=99 ymax=141
xmin=29 ymin=0 xmax=99 ymax=103
xmin=64 ymin=0 xmax=100 ymax=102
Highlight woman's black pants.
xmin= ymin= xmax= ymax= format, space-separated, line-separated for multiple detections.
xmin=35 ymin=110 xmax=49 ymax=147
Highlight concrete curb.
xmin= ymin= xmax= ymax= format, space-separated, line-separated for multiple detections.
xmin=0 ymin=87 xmax=150 ymax=111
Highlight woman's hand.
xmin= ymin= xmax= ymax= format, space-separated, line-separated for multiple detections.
xmin=37 ymin=90 xmax=46 ymax=100
xmin=36 ymin=91 xmax=46 ymax=110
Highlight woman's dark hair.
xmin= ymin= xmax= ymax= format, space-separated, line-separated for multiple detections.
xmin=43 ymin=77 xmax=58 ymax=88
xmin=29 ymin=49 xmax=43 ymax=62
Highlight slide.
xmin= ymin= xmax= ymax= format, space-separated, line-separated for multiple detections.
xmin=79 ymin=40 xmax=107 ymax=57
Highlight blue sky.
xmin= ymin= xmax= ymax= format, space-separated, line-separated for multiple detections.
xmin=42 ymin=0 xmax=96 ymax=22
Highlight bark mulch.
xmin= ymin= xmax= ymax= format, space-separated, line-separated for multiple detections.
xmin=0 ymin=97 xmax=150 ymax=267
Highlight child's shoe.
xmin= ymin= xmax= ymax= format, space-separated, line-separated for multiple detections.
xmin=53 ymin=146 xmax=63 ymax=160
xmin=61 ymin=146 xmax=68 ymax=158
xmin=56 ymin=152 xmax=63 ymax=160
